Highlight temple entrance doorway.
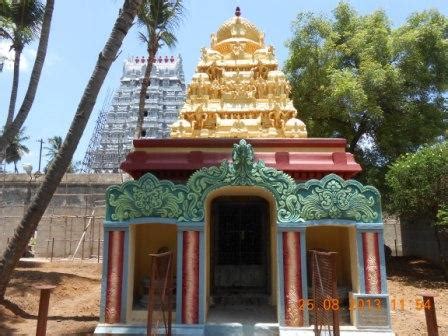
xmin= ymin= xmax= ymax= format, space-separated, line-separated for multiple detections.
xmin=207 ymin=195 xmax=276 ymax=324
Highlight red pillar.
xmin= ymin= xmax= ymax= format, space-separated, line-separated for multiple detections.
xmin=182 ymin=231 xmax=200 ymax=324
xmin=283 ymin=231 xmax=304 ymax=326
xmin=362 ymin=232 xmax=381 ymax=294
xmin=105 ymin=230 xmax=125 ymax=323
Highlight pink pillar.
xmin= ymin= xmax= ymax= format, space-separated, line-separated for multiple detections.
xmin=182 ymin=231 xmax=200 ymax=324
xmin=105 ymin=230 xmax=125 ymax=323
xmin=283 ymin=231 xmax=304 ymax=326
xmin=362 ymin=232 xmax=381 ymax=294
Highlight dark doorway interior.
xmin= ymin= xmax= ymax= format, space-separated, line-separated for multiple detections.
xmin=211 ymin=196 xmax=270 ymax=306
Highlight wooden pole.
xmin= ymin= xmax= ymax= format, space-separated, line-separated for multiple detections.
xmin=97 ymin=237 xmax=101 ymax=263
xmin=64 ymin=216 xmax=68 ymax=255
xmin=81 ymin=216 xmax=86 ymax=260
xmin=90 ymin=215 xmax=95 ymax=258
xmin=421 ymin=293 xmax=439 ymax=336
xmin=34 ymin=285 xmax=56 ymax=336
xmin=50 ymin=238 xmax=55 ymax=262
xmin=69 ymin=217 xmax=73 ymax=255
xmin=98 ymin=215 xmax=102 ymax=261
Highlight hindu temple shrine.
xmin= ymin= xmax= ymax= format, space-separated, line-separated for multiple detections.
xmin=95 ymin=8 xmax=393 ymax=336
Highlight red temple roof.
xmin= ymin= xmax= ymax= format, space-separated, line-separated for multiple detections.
xmin=121 ymin=138 xmax=362 ymax=180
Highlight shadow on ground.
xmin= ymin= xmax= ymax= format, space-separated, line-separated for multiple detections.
xmin=387 ymin=256 xmax=448 ymax=289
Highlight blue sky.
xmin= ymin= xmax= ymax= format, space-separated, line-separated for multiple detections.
xmin=0 ymin=0 xmax=447 ymax=173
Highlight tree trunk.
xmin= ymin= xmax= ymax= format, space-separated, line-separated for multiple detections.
xmin=134 ymin=40 xmax=156 ymax=138
xmin=0 ymin=0 xmax=142 ymax=300
xmin=434 ymin=226 xmax=448 ymax=281
xmin=348 ymin=117 xmax=367 ymax=153
xmin=0 ymin=0 xmax=54 ymax=153
xmin=5 ymin=46 xmax=22 ymax=127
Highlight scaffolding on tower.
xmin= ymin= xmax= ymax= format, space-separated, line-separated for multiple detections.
xmin=81 ymin=89 xmax=113 ymax=173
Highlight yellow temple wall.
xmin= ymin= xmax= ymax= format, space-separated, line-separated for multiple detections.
xmin=306 ymin=226 xmax=355 ymax=287
xmin=127 ymin=224 xmax=177 ymax=319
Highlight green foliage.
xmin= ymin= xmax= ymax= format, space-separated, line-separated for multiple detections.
xmin=285 ymin=2 xmax=448 ymax=189
xmin=4 ymin=127 xmax=29 ymax=173
xmin=385 ymin=141 xmax=448 ymax=217
xmin=44 ymin=135 xmax=61 ymax=162
xmin=134 ymin=0 xmax=185 ymax=139
xmin=137 ymin=0 xmax=185 ymax=51
xmin=437 ymin=205 xmax=448 ymax=228
xmin=44 ymin=136 xmax=73 ymax=173
xmin=0 ymin=0 xmax=44 ymax=50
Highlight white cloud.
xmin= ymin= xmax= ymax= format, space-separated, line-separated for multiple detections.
xmin=0 ymin=40 xmax=61 ymax=73
xmin=0 ymin=40 xmax=34 ymax=73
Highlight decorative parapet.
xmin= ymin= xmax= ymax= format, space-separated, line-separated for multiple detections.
xmin=297 ymin=175 xmax=380 ymax=223
xmin=106 ymin=140 xmax=381 ymax=223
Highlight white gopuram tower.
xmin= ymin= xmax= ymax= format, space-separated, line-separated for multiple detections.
xmin=84 ymin=55 xmax=186 ymax=172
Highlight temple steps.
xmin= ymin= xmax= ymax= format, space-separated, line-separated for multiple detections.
xmin=211 ymin=293 xmax=270 ymax=305
xmin=204 ymin=323 xmax=279 ymax=336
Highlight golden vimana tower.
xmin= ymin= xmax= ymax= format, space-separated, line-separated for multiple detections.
xmin=170 ymin=7 xmax=307 ymax=138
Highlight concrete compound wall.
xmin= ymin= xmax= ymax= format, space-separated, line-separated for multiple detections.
xmin=400 ymin=215 xmax=448 ymax=266
xmin=383 ymin=214 xmax=403 ymax=256
xmin=0 ymin=173 xmax=128 ymax=259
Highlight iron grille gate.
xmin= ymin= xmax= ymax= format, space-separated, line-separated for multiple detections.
xmin=212 ymin=196 xmax=269 ymax=295
xmin=309 ymin=250 xmax=340 ymax=336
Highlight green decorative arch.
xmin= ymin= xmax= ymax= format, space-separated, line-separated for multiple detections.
xmin=106 ymin=140 xmax=381 ymax=223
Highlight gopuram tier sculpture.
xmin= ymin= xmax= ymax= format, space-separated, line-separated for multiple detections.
xmin=170 ymin=8 xmax=307 ymax=138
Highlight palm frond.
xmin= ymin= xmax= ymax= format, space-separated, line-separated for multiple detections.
xmin=10 ymin=0 xmax=44 ymax=37
xmin=5 ymin=127 xmax=29 ymax=165
xmin=44 ymin=136 xmax=62 ymax=159
xmin=137 ymin=0 xmax=185 ymax=50
xmin=159 ymin=30 xmax=177 ymax=48
xmin=136 ymin=1 xmax=152 ymax=27
xmin=0 ymin=0 xmax=44 ymax=48
xmin=162 ymin=0 xmax=185 ymax=31
xmin=138 ymin=31 xmax=149 ymax=44
xmin=0 ymin=26 xmax=13 ymax=40
xmin=0 ymin=0 xmax=12 ymax=19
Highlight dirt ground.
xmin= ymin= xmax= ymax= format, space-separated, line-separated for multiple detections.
xmin=0 ymin=259 xmax=101 ymax=335
xmin=387 ymin=257 xmax=448 ymax=335
xmin=0 ymin=257 xmax=447 ymax=335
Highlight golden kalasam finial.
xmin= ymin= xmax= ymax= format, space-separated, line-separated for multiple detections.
xmin=235 ymin=6 xmax=241 ymax=17
xmin=169 ymin=10 xmax=307 ymax=139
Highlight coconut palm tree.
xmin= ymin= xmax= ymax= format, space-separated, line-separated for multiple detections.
xmin=133 ymin=0 xmax=185 ymax=138
xmin=0 ymin=0 xmax=44 ymax=127
xmin=44 ymin=135 xmax=61 ymax=168
xmin=0 ymin=0 xmax=53 ymax=157
xmin=5 ymin=127 xmax=29 ymax=173
xmin=0 ymin=0 xmax=142 ymax=299
xmin=44 ymin=136 xmax=74 ymax=172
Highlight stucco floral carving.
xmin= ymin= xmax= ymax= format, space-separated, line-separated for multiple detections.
xmin=106 ymin=140 xmax=381 ymax=223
